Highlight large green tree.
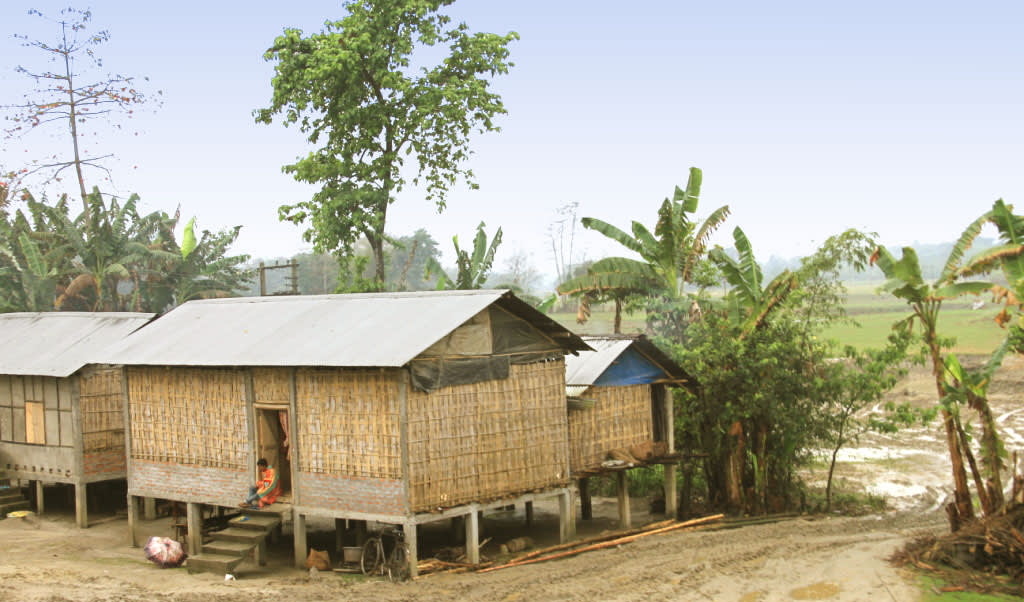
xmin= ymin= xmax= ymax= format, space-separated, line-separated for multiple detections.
xmin=256 ymin=0 xmax=517 ymax=285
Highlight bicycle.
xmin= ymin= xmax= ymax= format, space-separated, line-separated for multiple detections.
xmin=360 ymin=526 xmax=409 ymax=581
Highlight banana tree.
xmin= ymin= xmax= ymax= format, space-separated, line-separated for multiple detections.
xmin=707 ymin=226 xmax=798 ymax=512
xmin=558 ymin=166 xmax=730 ymax=328
xmin=709 ymin=227 xmax=798 ymax=336
xmin=871 ymin=243 xmax=993 ymax=529
xmin=424 ymin=221 xmax=503 ymax=290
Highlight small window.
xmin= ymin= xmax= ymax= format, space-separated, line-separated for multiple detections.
xmin=25 ymin=401 xmax=45 ymax=444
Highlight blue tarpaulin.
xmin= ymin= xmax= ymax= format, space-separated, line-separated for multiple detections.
xmin=593 ymin=348 xmax=668 ymax=386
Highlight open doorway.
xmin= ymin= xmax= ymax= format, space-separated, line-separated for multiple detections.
xmin=256 ymin=409 xmax=292 ymax=500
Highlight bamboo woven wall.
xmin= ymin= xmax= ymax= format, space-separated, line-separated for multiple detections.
xmin=127 ymin=367 xmax=249 ymax=470
xmin=295 ymin=368 xmax=401 ymax=479
xmin=80 ymin=366 xmax=125 ymax=453
xmin=253 ymin=367 xmax=291 ymax=405
xmin=568 ymin=384 xmax=653 ymax=472
xmin=407 ymin=359 xmax=568 ymax=512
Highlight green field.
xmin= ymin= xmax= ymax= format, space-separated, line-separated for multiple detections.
xmin=549 ymin=283 xmax=1007 ymax=355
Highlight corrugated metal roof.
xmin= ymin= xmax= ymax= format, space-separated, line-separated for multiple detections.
xmin=564 ymin=334 xmax=693 ymax=388
xmin=0 ymin=312 xmax=155 ymax=377
xmin=102 ymin=290 xmax=587 ymax=368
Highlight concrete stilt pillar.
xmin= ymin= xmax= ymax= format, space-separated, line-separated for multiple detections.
xmin=558 ymin=489 xmax=572 ymax=543
xmin=405 ymin=520 xmax=419 ymax=578
xmin=354 ymin=519 xmax=367 ymax=547
xmin=293 ymin=512 xmax=307 ymax=568
xmin=127 ymin=495 xmax=139 ymax=547
xmin=616 ymin=471 xmax=631 ymax=529
xmin=466 ymin=507 xmax=480 ymax=564
xmin=664 ymin=463 xmax=678 ymax=520
xmin=74 ymin=482 xmax=88 ymax=528
xmin=525 ymin=501 xmax=534 ymax=528
xmin=186 ymin=502 xmax=202 ymax=556
xmin=143 ymin=497 xmax=156 ymax=521
xmin=35 ymin=481 xmax=44 ymax=515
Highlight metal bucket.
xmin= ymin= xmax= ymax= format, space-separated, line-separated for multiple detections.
xmin=343 ymin=546 xmax=362 ymax=564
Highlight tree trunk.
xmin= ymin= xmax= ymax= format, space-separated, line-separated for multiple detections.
xmin=725 ymin=420 xmax=744 ymax=514
xmin=954 ymin=414 xmax=992 ymax=516
xmin=930 ymin=344 xmax=974 ymax=527
xmin=971 ymin=393 xmax=1006 ymax=514
xmin=613 ymin=298 xmax=622 ymax=334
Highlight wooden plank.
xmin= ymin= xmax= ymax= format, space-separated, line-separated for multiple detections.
xmin=25 ymin=402 xmax=45 ymax=444
xmin=0 ymin=375 xmax=11 ymax=405
xmin=59 ymin=410 xmax=73 ymax=447
xmin=12 ymin=376 xmax=25 ymax=407
xmin=13 ymin=407 xmax=25 ymax=443
xmin=43 ymin=378 xmax=58 ymax=410
xmin=57 ymin=378 xmax=72 ymax=411
xmin=44 ymin=409 xmax=59 ymax=446
xmin=0 ymin=406 xmax=11 ymax=441
xmin=31 ymin=377 xmax=43 ymax=404
xmin=71 ymin=375 xmax=84 ymax=480
xmin=244 ymin=369 xmax=257 ymax=482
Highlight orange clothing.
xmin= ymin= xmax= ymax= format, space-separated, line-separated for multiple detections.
xmin=255 ymin=466 xmax=280 ymax=507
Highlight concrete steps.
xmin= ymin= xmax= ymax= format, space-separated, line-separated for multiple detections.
xmin=187 ymin=511 xmax=282 ymax=575
xmin=0 ymin=488 xmax=31 ymax=517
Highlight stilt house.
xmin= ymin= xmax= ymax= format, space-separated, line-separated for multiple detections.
xmin=564 ymin=334 xmax=692 ymax=526
xmin=102 ymin=290 xmax=589 ymax=574
xmin=0 ymin=312 xmax=154 ymax=527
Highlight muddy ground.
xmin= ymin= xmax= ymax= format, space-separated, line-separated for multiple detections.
xmin=3 ymin=356 xmax=1024 ymax=602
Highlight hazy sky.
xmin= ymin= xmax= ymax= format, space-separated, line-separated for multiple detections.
xmin=2 ymin=1 xmax=1022 ymax=280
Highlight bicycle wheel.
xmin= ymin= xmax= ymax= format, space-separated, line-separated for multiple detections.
xmin=386 ymin=542 xmax=408 ymax=581
xmin=361 ymin=537 xmax=383 ymax=575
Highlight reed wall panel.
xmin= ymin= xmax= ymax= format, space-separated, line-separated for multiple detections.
xmin=80 ymin=366 xmax=125 ymax=453
xmin=127 ymin=367 xmax=249 ymax=470
xmin=407 ymin=359 xmax=568 ymax=512
xmin=568 ymin=384 xmax=653 ymax=472
xmin=295 ymin=368 xmax=401 ymax=479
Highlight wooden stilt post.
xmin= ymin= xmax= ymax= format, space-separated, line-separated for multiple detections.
xmin=127 ymin=495 xmax=139 ymax=547
xmin=558 ymin=489 xmax=572 ymax=543
xmin=466 ymin=507 xmax=480 ymax=564
xmin=74 ymin=482 xmax=88 ymax=528
xmin=335 ymin=518 xmax=346 ymax=554
xmin=293 ymin=512 xmax=307 ymax=568
xmin=186 ymin=502 xmax=202 ymax=556
xmin=35 ymin=480 xmax=44 ymax=515
xmin=579 ymin=478 xmax=592 ymax=520
xmin=143 ymin=497 xmax=156 ymax=521
xmin=525 ymin=501 xmax=534 ymax=528
xmin=616 ymin=471 xmax=631 ymax=529
xmin=405 ymin=520 xmax=419 ymax=578
xmin=662 ymin=383 xmax=678 ymax=520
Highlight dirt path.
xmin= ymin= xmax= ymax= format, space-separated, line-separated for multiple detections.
xmin=0 ymin=507 xmax=942 ymax=602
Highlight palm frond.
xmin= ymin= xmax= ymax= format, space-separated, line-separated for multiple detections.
xmin=581 ymin=217 xmax=642 ymax=254
xmin=940 ymin=210 xmax=992 ymax=284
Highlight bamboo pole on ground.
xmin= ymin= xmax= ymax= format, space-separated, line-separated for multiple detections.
xmin=478 ymin=513 xmax=724 ymax=574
